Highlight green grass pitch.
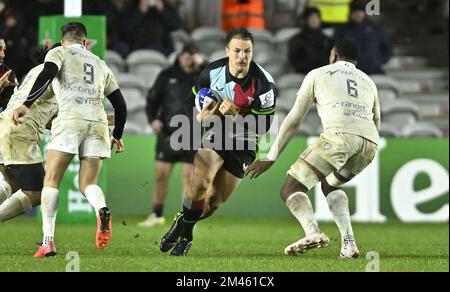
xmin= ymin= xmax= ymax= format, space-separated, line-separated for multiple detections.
xmin=0 ymin=216 xmax=447 ymax=272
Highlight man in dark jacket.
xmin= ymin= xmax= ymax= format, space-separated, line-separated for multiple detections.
xmin=334 ymin=0 xmax=392 ymax=74
xmin=288 ymin=7 xmax=332 ymax=74
xmin=139 ymin=44 xmax=206 ymax=227
xmin=0 ymin=36 xmax=18 ymax=111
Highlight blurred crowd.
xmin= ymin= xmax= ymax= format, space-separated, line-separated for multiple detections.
xmin=1 ymin=0 xmax=184 ymax=80
xmin=0 ymin=0 xmax=448 ymax=81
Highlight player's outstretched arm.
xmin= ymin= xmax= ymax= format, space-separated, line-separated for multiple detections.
xmin=246 ymin=107 xmax=305 ymax=179
xmin=246 ymin=74 xmax=315 ymax=179
xmin=266 ymin=73 xmax=315 ymax=160
xmin=245 ymin=157 xmax=274 ymax=179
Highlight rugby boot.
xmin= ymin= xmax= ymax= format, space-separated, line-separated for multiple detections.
xmin=160 ymin=212 xmax=184 ymax=252
xmin=284 ymin=232 xmax=330 ymax=256
xmin=33 ymin=241 xmax=57 ymax=258
xmin=96 ymin=207 xmax=112 ymax=249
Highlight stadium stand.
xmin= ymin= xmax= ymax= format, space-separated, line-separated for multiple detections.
xmin=379 ymin=122 xmax=402 ymax=137
xmin=248 ymin=29 xmax=275 ymax=54
xmin=209 ymin=49 xmax=227 ymax=62
xmin=191 ymin=26 xmax=226 ymax=57
xmin=170 ymin=29 xmax=191 ymax=52
xmin=125 ymin=50 xmax=168 ymax=90
xmin=381 ymin=98 xmax=420 ymax=131
xmin=274 ymin=27 xmax=301 ymax=57
xmin=105 ymin=50 xmax=126 ymax=74
xmin=402 ymin=121 xmax=443 ymax=138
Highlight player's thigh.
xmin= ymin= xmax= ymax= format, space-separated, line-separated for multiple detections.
xmin=205 ymin=168 xmax=242 ymax=209
xmin=78 ymin=157 xmax=103 ymax=193
xmin=0 ymin=121 xmax=42 ymax=166
xmin=286 ymin=154 xmax=328 ymax=194
xmin=47 ymin=120 xmax=83 ymax=156
xmin=190 ymin=149 xmax=224 ymax=193
xmin=280 ymin=174 xmax=310 ymax=200
xmin=44 ymin=150 xmax=74 ymax=188
xmin=79 ymin=122 xmax=111 ymax=159
xmin=300 ymin=131 xmax=350 ymax=175
xmin=323 ymin=138 xmax=377 ymax=190
xmin=344 ymin=138 xmax=377 ymax=176
xmin=8 ymin=163 xmax=45 ymax=193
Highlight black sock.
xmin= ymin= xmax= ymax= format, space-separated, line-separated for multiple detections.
xmin=153 ymin=203 xmax=164 ymax=217
xmin=182 ymin=199 xmax=204 ymax=241
xmin=183 ymin=205 xmax=203 ymax=222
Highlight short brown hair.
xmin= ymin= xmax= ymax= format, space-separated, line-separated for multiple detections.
xmin=61 ymin=22 xmax=87 ymax=41
xmin=226 ymin=27 xmax=254 ymax=46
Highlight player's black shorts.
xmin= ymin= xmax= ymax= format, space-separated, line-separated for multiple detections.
xmin=155 ymin=132 xmax=196 ymax=164
xmin=8 ymin=163 xmax=45 ymax=191
xmin=200 ymin=126 xmax=257 ymax=178
xmin=213 ymin=149 xmax=256 ymax=179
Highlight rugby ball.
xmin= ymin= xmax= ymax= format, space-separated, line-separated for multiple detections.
xmin=195 ymin=88 xmax=219 ymax=112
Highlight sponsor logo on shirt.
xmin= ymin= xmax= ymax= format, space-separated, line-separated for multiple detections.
xmin=258 ymin=89 xmax=274 ymax=109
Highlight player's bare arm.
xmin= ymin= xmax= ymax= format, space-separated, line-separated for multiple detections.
xmin=246 ymin=76 xmax=314 ymax=179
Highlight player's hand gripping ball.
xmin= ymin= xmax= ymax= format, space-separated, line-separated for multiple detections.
xmin=195 ymin=88 xmax=219 ymax=112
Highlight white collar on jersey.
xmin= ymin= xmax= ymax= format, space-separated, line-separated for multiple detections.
xmin=335 ymin=60 xmax=356 ymax=68
xmin=65 ymin=43 xmax=86 ymax=49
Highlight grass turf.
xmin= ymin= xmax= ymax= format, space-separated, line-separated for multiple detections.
xmin=0 ymin=216 xmax=447 ymax=272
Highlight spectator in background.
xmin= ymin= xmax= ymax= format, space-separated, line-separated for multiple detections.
xmin=288 ymin=7 xmax=332 ymax=74
xmin=334 ymin=0 xmax=392 ymax=74
xmin=307 ymin=0 xmax=351 ymax=27
xmin=0 ymin=36 xmax=17 ymax=111
xmin=1 ymin=0 xmax=62 ymax=81
xmin=0 ymin=7 xmax=29 ymax=81
xmin=221 ymin=0 xmax=265 ymax=31
xmin=86 ymin=0 xmax=136 ymax=58
xmin=127 ymin=0 xmax=182 ymax=56
xmin=139 ymin=44 xmax=207 ymax=227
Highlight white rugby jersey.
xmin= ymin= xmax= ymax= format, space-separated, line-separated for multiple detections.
xmin=45 ymin=44 xmax=119 ymax=124
xmin=266 ymin=60 xmax=380 ymax=161
xmin=1 ymin=64 xmax=57 ymax=136
xmin=297 ymin=60 xmax=380 ymax=144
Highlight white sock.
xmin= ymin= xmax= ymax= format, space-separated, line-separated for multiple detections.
xmin=0 ymin=180 xmax=12 ymax=204
xmin=326 ymin=189 xmax=355 ymax=242
xmin=41 ymin=187 xmax=59 ymax=246
xmin=84 ymin=185 xmax=107 ymax=215
xmin=0 ymin=190 xmax=32 ymax=223
xmin=285 ymin=192 xmax=320 ymax=236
